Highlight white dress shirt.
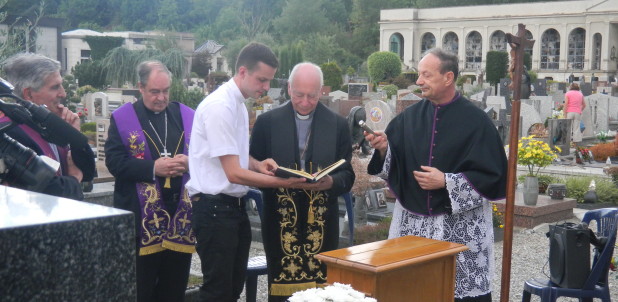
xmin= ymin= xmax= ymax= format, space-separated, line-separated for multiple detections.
xmin=186 ymin=79 xmax=249 ymax=198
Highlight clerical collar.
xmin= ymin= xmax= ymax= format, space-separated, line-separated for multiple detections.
xmin=295 ymin=111 xmax=314 ymax=120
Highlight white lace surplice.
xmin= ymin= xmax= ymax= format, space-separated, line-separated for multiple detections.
xmin=378 ymin=147 xmax=494 ymax=299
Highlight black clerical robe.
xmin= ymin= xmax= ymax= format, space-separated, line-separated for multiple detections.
xmin=250 ymin=102 xmax=355 ymax=301
xmin=368 ymin=94 xmax=507 ymax=215
xmin=105 ymin=100 xmax=186 ymax=235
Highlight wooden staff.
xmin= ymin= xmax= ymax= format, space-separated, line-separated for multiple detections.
xmin=502 ymin=23 xmax=535 ymax=302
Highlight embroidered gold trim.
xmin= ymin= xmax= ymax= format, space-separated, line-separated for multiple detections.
xmin=270 ymin=281 xmax=317 ymax=296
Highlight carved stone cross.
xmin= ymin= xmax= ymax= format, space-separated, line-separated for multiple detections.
xmin=506 ymin=24 xmax=535 ymax=101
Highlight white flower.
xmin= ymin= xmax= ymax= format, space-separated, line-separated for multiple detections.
xmin=288 ymin=283 xmax=377 ymax=302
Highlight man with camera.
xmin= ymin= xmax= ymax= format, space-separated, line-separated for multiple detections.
xmin=1 ymin=53 xmax=94 ymax=200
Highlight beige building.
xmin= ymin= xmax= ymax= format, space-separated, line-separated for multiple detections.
xmin=380 ymin=0 xmax=618 ymax=82
xmin=62 ymin=29 xmax=195 ymax=77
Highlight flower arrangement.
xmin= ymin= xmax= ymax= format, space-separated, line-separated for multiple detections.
xmin=492 ymin=203 xmax=504 ymax=228
xmin=551 ymin=109 xmax=563 ymax=119
xmin=517 ymin=135 xmax=561 ymax=176
xmin=597 ymin=131 xmax=610 ymax=143
xmin=288 ymin=283 xmax=377 ymax=302
xmin=574 ymin=146 xmax=592 ymax=164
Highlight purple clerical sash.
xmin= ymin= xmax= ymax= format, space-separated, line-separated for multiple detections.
xmin=113 ymin=102 xmax=195 ymax=255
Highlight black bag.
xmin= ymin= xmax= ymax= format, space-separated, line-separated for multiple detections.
xmin=548 ymin=222 xmax=590 ymax=288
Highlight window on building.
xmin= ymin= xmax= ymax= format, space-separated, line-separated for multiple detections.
xmin=490 ymin=30 xmax=507 ymax=51
xmin=567 ymin=28 xmax=586 ymax=70
xmin=443 ymin=32 xmax=459 ymax=56
xmin=541 ymin=29 xmax=560 ymax=70
xmin=525 ymin=31 xmax=534 ymax=58
xmin=421 ymin=33 xmax=436 ymax=54
xmin=592 ymin=33 xmax=602 ymax=70
xmin=80 ymin=49 xmax=91 ymax=59
xmin=465 ymin=31 xmax=482 ymax=70
xmin=389 ymin=33 xmax=404 ymax=60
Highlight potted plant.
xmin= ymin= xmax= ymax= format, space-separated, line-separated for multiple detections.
xmin=517 ymin=135 xmax=560 ymax=205
xmin=574 ymin=146 xmax=593 ymax=164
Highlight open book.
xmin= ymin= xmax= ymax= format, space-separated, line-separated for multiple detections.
xmin=274 ymin=159 xmax=346 ymax=183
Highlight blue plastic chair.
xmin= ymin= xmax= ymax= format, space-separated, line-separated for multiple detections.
xmin=243 ymin=189 xmax=267 ymax=302
xmin=522 ymin=208 xmax=618 ymax=302
xmin=243 ymin=190 xmax=355 ymax=302
xmin=342 ymin=192 xmax=355 ymax=245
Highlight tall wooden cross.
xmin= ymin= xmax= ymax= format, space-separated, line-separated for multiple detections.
xmin=501 ymin=24 xmax=535 ymax=302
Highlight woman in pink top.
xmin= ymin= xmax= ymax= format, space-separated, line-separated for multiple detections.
xmin=563 ymin=83 xmax=586 ymax=144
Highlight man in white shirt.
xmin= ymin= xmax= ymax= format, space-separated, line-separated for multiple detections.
xmin=186 ymin=42 xmax=314 ymax=302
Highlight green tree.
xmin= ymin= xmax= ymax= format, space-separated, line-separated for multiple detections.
xmin=321 ymin=61 xmax=343 ymax=91
xmin=82 ymin=36 xmax=124 ymax=60
xmin=72 ymin=60 xmax=107 ymax=89
xmin=101 ymin=47 xmax=186 ymax=87
xmin=367 ymin=51 xmax=402 ymax=83
xmin=485 ymin=51 xmax=508 ymax=88
xmin=191 ymin=51 xmax=212 ymax=78
xmin=272 ymin=0 xmax=330 ymax=44
xmin=0 ymin=0 xmax=44 ymax=61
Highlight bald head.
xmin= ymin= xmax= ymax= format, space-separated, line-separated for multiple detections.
xmin=288 ymin=62 xmax=323 ymax=115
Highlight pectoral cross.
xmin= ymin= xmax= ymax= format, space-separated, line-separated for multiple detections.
xmin=162 ymin=148 xmax=172 ymax=188
xmin=161 ymin=148 xmax=171 ymax=157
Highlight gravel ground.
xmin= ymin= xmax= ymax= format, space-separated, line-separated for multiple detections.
xmin=189 ymin=220 xmax=618 ymax=302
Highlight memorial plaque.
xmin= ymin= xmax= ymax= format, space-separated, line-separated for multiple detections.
xmin=364 ymin=100 xmax=394 ymax=131
xmin=348 ymin=83 xmax=369 ymax=99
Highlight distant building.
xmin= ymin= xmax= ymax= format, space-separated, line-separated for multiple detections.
xmin=0 ymin=15 xmax=64 ymax=63
xmin=380 ymin=0 xmax=618 ymax=83
xmin=194 ymin=40 xmax=231 ymax=75
xmin=62 ymin=29 xmax=195 ymax=76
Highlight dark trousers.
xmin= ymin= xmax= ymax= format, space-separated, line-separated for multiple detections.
xmin=455 ymin=292 xmax=492 ymax=302
xmin=136 ymin=249 xmax=192 ymax=302
xmin=192 ymin=193 xmax=252 ymax=302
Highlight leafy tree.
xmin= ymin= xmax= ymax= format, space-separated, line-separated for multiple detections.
xmin=524 ymin=52 xmax=532 ymax=71
xmin=0 ymin=0 xmax=44 ymax=61
xmin=169 ymin=79 xmax=204 ymax=109
xmin=156 ymin=0 xmax=180 ymax=30
xmin=272 ymin=0 xmax=330 ymax=44
xmin=191 ymin=51 xmax=212 ymax=78
xmin=72 ymin=60 xmax=107 ymax=89
xmin=83 ymin=36 xmax=124 ymax=60
xmin=367 ymin=51 xmax=402 ymax=83
xmin=382 ymin=84 xmax=398 ymax=99
xmin=101 ymin=47 xmax=186 ymax=87
xmin=485 ymin=51 xmax=508 ymax=88
xmin=321 ymin=62 xmax=343 ymax=91
xmin=58 ymin=0 xmax=113 ymax=28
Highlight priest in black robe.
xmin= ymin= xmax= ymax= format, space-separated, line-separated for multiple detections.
xmin=250 ymin=62 xmax=355 ymax=301
xmin=365 ymin=48 xmax=507 ymax=302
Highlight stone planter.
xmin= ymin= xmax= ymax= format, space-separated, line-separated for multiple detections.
xmin=523 ymin=176 xmax=539 ymax=206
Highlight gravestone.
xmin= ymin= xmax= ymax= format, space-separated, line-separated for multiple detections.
xmin=581 ymin=94 xmax=610 ymax=138
xmin=520 ymin=102 xmax=543 ymax=138
xmin=267 ymin=88 xmax=284 ymax=105
xmin=86 ymin=92 xmax=109 ymax=121
xmin=339 ymin=100 xmax=361 ymax=117
xmin=348 ymin=83 xmax=369 ymax=100
xmin=486 ymin=96 xmax=507 ymax=114
xmin=532 ymin=79 xmax=547 ymax=96
xmin=580 ymin=82 xmax=593 ymax=96
xmin=557 ymin=82 xmax=567 ymax=93
xmin=364 ymin=100 xmax=394 ymax=131
xmin=548 ymin=119 xmax=571 ymax=155
xmin=397 ymin=93 xmax=422 ymax=114
xmin=0 ymin=186 xmax=135 ymax=301
xmin=499 ymin=78 xmax=511 ymax=97
xmin=363 ymin=92 xmax=384 ymax=103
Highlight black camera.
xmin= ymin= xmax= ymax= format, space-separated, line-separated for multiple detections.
xmin=0 ymin=131 xmax=56 ymax=193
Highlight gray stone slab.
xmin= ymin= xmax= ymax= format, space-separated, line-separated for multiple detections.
xmin=0 ymin=186 xmax=135 ymax=302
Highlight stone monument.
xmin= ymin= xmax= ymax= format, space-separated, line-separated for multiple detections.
xmin=0 ymin=186 xmax=136 ymax=301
